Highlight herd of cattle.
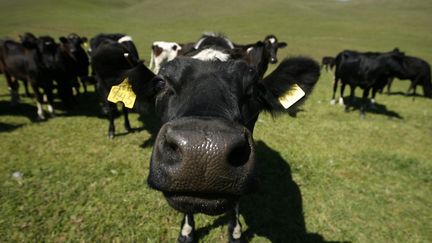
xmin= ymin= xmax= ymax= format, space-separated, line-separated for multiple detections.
xmin=0 ymin=31 xmax=431 ymax=242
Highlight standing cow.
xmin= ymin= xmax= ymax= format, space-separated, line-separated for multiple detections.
xmin=111 ymin=39 xmax=320 ymax=241
xmin=331 ymin=49 xmax=407 ymax=116
xmin=90 ymin=33 xmax=142 ymax=138
xmin=385 ymin=55 xmax=432 ymax=98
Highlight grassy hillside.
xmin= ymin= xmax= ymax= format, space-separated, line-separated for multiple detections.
xmin=0 ymin=0 xmax=431 ymax=242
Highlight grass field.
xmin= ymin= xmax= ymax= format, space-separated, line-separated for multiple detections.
xmin=0 ymin=0 xmax=431 ymax=242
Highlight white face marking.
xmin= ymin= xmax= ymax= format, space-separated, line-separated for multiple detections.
xmin=181 ymin=216 xmax=193 ymax=236
xmin=269 ymin=38 xmax=276 ymax=44
xmin=118 ymin=35 xmax=133 ymax=43
xmin=192 ymin=48 xmax=230 ymax=62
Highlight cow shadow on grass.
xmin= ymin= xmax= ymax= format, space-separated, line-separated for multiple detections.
xmin=196 ymin=141 xmax=348 ymax=243
xmin=0 ymin=100 xmax=39 ymax=122
xmin=343 ymin=96 xmax=403 ymax=119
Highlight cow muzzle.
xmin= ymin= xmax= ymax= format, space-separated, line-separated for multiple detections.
xmin=148 ymin=117 xmax=257 ymax=215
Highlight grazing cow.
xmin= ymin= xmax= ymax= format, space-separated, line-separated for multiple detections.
xmin=0 ymin=34 xmax=56 ymax=119
xmin=331 ymin=49 xmax=406 ymax=116
xmin=111 ymin=46 xmax=320 ymax=241
xmin=90 ymin=33 xmax=142 ymax=138
xmin=67 ymin=33 xmax=91 ymax=93
xmin=384 ymin=55 xmax=432 ymax=98
xmin=321 ymin=56 xmax=335 ymax=71
xmin=149 ymin=41 xmax=182 ymax=73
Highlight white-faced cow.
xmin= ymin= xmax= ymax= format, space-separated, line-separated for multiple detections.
xmin=149 ymin=41 xmax=182 ymax=74
xmin=331 ymin=48 xmax=407 ymax=117
xmin=111 ymin=38 xmax=320 ymax=241
xmin=90 ymin=33 xmax=142 ymax=138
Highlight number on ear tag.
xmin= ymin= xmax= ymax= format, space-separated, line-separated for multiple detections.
xmin=278 ymin=84 xmax=305 ymax=109
xmin=107 ymin=78 xmax=136 ymax=108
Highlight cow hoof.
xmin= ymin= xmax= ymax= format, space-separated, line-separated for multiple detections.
xmin=125 ymin=126 xmax=134 ymax=133
xmin=330 ymin=99 xmax=336 ymax=105
xmin=177 ymin=235 xmax=195 ymax=243
xmin=108 ymin=133 xmax=115 ymax=139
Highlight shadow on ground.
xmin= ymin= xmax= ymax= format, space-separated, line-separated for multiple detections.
xmin=196 ymin=141 xmax=349 ymax=243
xmin=343 ymin=96 xmax=403 ymax=119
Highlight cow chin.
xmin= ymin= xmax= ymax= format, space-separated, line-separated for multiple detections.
xmin=163 ymin=192 xmax=239 ymax=215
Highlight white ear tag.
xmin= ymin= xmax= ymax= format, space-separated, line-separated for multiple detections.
xmin=278 ymin=84 xmax=306 ymax=109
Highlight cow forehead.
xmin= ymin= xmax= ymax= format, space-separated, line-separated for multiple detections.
xmin=153 ymin=41 xmax=181 ymax=50
xmin=160 ymin=58 xmax=255 ymax=86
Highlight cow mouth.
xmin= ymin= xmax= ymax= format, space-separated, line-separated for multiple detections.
xmin=163 ymin=192 xmax=239 ymax=215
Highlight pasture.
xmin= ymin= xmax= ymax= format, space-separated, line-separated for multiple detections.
xmin=0 ymin=0 xmax=431 ymax=242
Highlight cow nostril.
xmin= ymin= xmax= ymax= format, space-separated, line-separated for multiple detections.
xmin=163 ymin=136 xmax=182 ymax=163
xmin=227 ymin=140 xmax=251 ymax=167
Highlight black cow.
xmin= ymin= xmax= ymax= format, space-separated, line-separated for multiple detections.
xmin=385 ymin=55 xmax=432 ymax=98
xmin=112 ymin=49 xmax=320 ymax=241
xmin=321 ymin=56 xmax=335 ymax=72
xmin=331 ymin=49 xmax=406 ymax=116
xmin=0 ymin=34 xmax=56 ymax=119
xmin=66 ymin=33 xmax=91 ymax=94
xmin=90 ymin=33 xmax=141 ymax=138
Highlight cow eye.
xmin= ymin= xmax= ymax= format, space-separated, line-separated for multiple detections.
xmin=153 ymin=77 xmax=166 ymax=91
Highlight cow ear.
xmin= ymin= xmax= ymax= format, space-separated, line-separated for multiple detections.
xmin=257 ymin=57 xmax=320 ymax=113
xmin=278 ymin=42 xmax=287 ymax=48
xmin=123 ymin=63 xmax=157 ymax=111
xmin=59 ymin=36 xmax=68 ymax=44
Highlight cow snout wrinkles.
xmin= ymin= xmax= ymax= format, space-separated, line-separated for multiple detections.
xmin=148 ymin=118 xmax=257 ymax=195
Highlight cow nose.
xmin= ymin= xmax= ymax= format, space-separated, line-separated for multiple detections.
xmin=148 ymin=118 xmax=256 ymax=195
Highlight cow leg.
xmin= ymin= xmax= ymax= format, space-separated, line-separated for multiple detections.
xmin=122 ymin=104 xmax=133 ymax=133
xmin=330 ymin=77 xmax=338 ymax=105
xmin=177 ymin=214 xmax=195 ymax=243
xmin=370 ymin=88 xmax=378 ymax=109
xmin=386 ymin=78 xmax=393 ymax=95
xmin=21 ymin=79 xmax=32 ymax=97
xmin=44 ymin=81 xmax=55 ymax=117
xmin=81 ymin=76 xmax=88 ymax=93
xmin=339 ymin=82 xmax=346 ymax=105
xmin=345 ymin=85 xmax=355 ymax=112
xmin=108 ymin=102 xmax=116 ymax=139
xmin=5 ymin=73 xmax=20 ymax=105
xmin=360 ymin=88 xmax=370 ymax=118
xmin=227 ymin=203 xmax=243 ymax=243
xmin=29 ymin=78 xmax=45 ymax=120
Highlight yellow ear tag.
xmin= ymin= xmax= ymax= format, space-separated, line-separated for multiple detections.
xmin=107 ymin=78 xmax=136 ymax=108
xmin=278 ymin=84 xmax=306 ymax=109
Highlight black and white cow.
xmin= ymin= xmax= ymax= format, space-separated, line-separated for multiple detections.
xmin=149 ymin=41 xmax=183 ymax=74
xmin=385 ymin=55 xmax=432 ymax=98
xmin=111 ymin=43 xmax=320 ymax=241
xmin=331 ymin=49 xmax=406 ymax=116
xmin=90 ymin=33 xmax=142 ymax=138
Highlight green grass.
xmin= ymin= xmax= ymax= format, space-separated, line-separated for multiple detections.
xmin=0 ymin=0 xmax=431 ymax=242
